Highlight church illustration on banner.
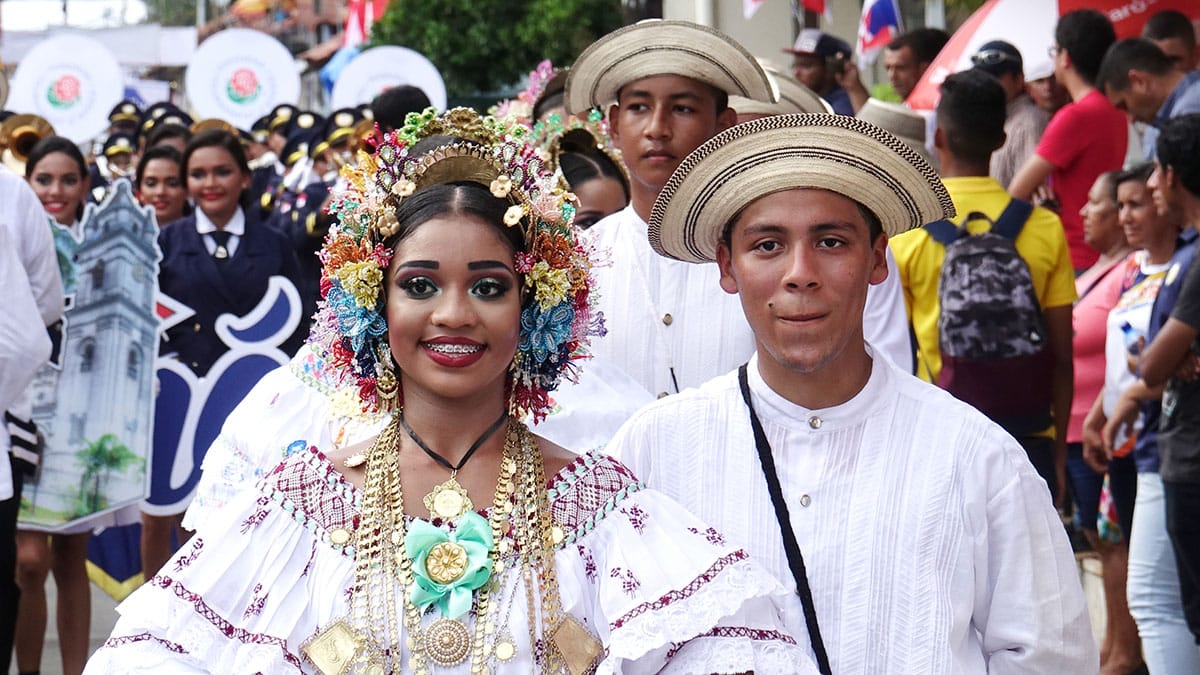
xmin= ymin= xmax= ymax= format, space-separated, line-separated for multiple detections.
xmin=23 ymin=180 xmax=157 ymax=531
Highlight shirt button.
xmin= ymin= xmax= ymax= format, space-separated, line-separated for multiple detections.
xmin=193 ymin=322 xmax=202 ymax=332
xmin=808 ymin=416 xmax=822 ymax=429
xmin=662 ymin=313 xmax=673 ymax=326
xmin=800 ymin=494 xmax=812 ymax=508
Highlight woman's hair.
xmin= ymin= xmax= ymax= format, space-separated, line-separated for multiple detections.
xmin=25 ymin=136 xmax=86 ymax=180
xmin=182 ymin=129 xmax=250 ymax=177
xmin=145 ymin=122 xmax=192 ymax=150
xmin=1096 ymin=170 xmax=1120 ymax=203
xmin=385 ymin=182 xmax=524 ymax=254
xmin=559 ymin=150 xmax=630 ymax=202
xmin=136 ymin=144 xmax=183 ymax=189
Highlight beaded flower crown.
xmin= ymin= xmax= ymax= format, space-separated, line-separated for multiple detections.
xmin=309 ymin=107 xmax=605 ymax=421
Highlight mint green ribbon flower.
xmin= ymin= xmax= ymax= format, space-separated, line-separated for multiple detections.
xmin=407 ymin=512 xmax=495 ymax=619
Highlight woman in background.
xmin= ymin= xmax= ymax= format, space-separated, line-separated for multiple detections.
xmin=18 ymin=135 xmax=93 ymax=675
xmin=1066 ymin=170 xmax=1137 ymax=674
xmin=135 ymin=145 xmax=188 ymax=227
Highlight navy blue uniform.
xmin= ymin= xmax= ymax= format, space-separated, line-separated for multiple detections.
xmin=157 ymin=211 xmax=308 ymax=375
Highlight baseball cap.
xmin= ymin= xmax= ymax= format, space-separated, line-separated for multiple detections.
xmin=971 ymin=41 xmax=1023 ymax=77
xmin=783 ymin=28 xmax=852 ymax=60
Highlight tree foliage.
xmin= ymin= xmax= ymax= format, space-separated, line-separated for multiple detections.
xmin=370 ymin=0 xmax=624 ymax=98
xmin=145 ymin=0 xmax=200 ymax=26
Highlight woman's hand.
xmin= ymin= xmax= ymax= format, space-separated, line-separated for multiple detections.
xmin=1101 ymin=391 xmax=1140 ymax=457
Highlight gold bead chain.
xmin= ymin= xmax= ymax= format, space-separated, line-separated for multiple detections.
xmin=346 ymin=416 xmax=565 ymax=673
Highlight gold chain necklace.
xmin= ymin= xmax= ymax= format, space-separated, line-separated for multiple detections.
xmin=336 ymin=415 xmax=565 ymax=674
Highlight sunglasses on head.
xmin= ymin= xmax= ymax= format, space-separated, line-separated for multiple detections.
xmin=972 ymin=49 xmax=1019 ymax=67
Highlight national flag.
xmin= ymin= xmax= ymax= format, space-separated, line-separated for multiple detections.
xmin=802 ymin=0 xmax=826 ymax=14
xmin=857 ymin=0 xmax=903 ymax=64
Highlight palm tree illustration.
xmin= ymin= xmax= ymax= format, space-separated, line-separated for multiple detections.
xmin=75 ymin=434 xmax=142 ymax=515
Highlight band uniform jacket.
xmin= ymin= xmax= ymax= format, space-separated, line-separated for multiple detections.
xmin=157 ymin=212 xmax=308 ymax=376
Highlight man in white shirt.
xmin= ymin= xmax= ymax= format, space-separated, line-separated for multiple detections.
xmin=609 ymin=114 xmax=1096 ymax=672
xmin=564 ymin=21 xmax=912 ymax=400
xmin=0 ymin=164 xmax=63 ymax=675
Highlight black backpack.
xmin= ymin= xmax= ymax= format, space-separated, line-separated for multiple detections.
xmin=925 ymin=199 xmax=1054 ymax=434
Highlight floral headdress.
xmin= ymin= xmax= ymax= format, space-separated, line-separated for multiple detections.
xmin=309 ymin=107 xmax=605 ymax=422
xmin=491 ymin=61 xmax=626 ymax=187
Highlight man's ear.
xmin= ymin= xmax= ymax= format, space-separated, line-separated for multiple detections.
xmin=716 ymin=105 xmax=737 ymax=133
xmin=608 ymin=103 xmax=622 ymax=142
xmin=869 ymin=233 xmax=890 ymax=286
xmin=1165 ymin=164 xmax=1180 ymax=189
xmin=933 ymin=126 xmax=946 ymax=151
xmin=716 ymin=241 xmax=739 ymax=295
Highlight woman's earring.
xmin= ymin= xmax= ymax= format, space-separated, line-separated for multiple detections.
xmin=376 ymin=351 xmax=400 ymax=409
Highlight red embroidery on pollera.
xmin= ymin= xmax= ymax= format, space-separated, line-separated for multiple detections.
xmin=610 ymin=567 xmax=640 ymax=596
xmin=687 ymin=526 xmax=726 ymax=546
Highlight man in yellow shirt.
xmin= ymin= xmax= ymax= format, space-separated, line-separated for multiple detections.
xmin=892 ymin=70 xmax=1076 ymax=504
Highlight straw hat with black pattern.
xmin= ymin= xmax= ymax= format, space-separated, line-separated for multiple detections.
xmin=649 ymin=113 xmax=954 ymax=264
xmin=564 ymin=19 xmax=778 ymax=114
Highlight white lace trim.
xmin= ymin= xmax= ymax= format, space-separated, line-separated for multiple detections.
xmin=606 ymin=554 xmax=807 ymax=666
xmin=664 ymin=634 xmax=818 ymax=674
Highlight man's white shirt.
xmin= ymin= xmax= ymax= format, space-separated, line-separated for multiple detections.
xmin=610 ymin=349 xmax=1096 ymax=672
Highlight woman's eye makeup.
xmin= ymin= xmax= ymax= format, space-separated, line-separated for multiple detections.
xmin=399 ymin=276 xmax=438 ymax=298
xmin=471 ymin=277 xmax=512 ymax=298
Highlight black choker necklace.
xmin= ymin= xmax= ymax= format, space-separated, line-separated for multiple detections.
xmin=401 ymin=410 xmax=508 ymax=520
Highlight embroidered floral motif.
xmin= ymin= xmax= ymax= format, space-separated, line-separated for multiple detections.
xmin=687 ymin=526 xmax=726 ymax=546
xmin=609 ymin=567 xmax=641 ymax=597
xmin=577 ymin=544 xmax=597 ymax=582
xmin=240 ymin=497 xmax=271 ymax=534
xmin=172 ymin=537 xmax=204 ymax=572
xmin=620 ymin=504 xmax=648 ymax=533
xmin=150 ymin=575 xmax=303 ymax=669
xmin=244 ymin=583 xmax=268 ymax=618
xmin=663 ymin=627 xmax=797 ymax=660
xmin=611 ymin=550 xmax=749 ymax=630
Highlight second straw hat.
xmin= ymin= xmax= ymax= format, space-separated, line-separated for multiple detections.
xmin=649 ymin=113 xmax=954 ymax=264
xmin=564 ymin=19 xmax=778 ymax=114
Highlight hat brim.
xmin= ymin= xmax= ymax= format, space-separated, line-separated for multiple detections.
xmin=730 ymin=69 xmax=832 ymax=115
xmin=565 ymin=20 xmax=777 ymax=114
xmin=649 ymin=113 xmax=954 ymax=263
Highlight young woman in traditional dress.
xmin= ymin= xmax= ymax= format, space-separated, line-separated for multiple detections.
xmin=84 ymin=108 xmax=815 ymax=674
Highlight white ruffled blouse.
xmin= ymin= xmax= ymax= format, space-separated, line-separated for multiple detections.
xmin=88 ymin=445 xmax=818 ymax=674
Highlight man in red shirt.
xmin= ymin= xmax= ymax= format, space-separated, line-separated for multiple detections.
xmin=1009 ymin=9 xmax=1127 ymax=272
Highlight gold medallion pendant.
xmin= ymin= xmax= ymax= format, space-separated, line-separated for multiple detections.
xmin=425 ymin=541 xmax=468 ymax=584
xmin=423 ymin=474 xmax=474 ymax=520
xmin=424 ymin=618 xmax=471 ymax=666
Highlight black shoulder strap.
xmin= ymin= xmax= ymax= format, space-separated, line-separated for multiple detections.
xmin=923 ymin=218 xmax=960 ymax=246
xmin=738 ymin=364 xmax=833 ymax=674
xmin=990 ymin=198 xmax=1033 ymax=241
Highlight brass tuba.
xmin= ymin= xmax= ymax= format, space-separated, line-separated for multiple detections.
xmin=0 ymin=114 xmax=56 ymax=175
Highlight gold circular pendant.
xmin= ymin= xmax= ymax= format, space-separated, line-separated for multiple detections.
xmin=425 ymin=541 xmax=468 ymax=584
xmin=433 ymin=490 xmax=467 ymax=519
xmin=425 ymin=618 xmax=471 ymax=666
xmin=424 ymin=479 xmax=474 ymax=520
xmin=495 ymin=639 xmax=516 ymax=662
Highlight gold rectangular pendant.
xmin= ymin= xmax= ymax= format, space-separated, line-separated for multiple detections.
xmin=551 ymin=615 xmax=603 ymax=675
xmin=302 ymin=619 xmax=357 ymax=675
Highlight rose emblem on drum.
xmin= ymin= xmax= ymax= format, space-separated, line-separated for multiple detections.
xmin=47 ymin=74 xmax=81 ymax=109
xmin=226 ymin=67 xmax=261 ymax=104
